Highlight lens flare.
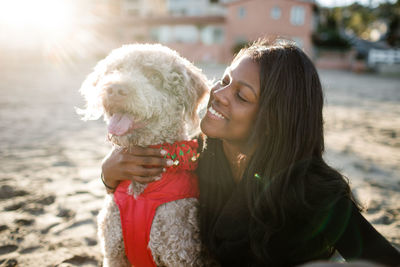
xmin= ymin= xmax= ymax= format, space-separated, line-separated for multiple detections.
xmin=0 ymin=0 xmax=110 ymax=65
xmin=0 ymin=0 xmax=74 ymax=32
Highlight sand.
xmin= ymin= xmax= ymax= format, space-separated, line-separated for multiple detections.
xmin=0 ymin=58 xmax=399 ymax=266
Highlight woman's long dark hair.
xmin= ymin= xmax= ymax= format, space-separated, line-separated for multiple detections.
xmin=198 ymin=39 xmax=357 ymax=265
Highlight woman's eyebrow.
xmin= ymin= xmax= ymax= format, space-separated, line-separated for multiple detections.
xmin=238 ymin=81 xmax=257 ymax=97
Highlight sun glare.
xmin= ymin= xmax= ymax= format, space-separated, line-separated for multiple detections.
xmin=0 ymin=0 xmax=99 ymax=65
xmin=0 ymin=0 xmax=74 ymax=32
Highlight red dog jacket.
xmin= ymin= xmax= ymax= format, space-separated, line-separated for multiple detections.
xmin=114 ymin=140 xmax=200 ymax=267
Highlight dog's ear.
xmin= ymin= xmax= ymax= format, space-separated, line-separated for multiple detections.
xmin=77 ymin=69 xmax=104 ymax=121
xmin=181 ymin=65 xmax=210 ymax=134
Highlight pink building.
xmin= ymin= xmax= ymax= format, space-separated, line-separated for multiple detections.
xmin=118 ymin=15 xmax=227 ymax=63
xmin=224 ymin=0 xmax=316 ymax=60
xmin=114 ymin=0 xmax=316 ymax=63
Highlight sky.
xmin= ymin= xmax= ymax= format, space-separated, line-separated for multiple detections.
xmin=317 ymin=0 xmax=396 ymax=7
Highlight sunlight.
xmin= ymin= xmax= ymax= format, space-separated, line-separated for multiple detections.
xmin=0 ymin=0 xmax=74 ymax=33
xmin=0 ymin=0 xmax=103 ymax=65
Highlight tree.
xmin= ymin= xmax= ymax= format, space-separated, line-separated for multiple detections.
xmin=312 ymin=8 xmax=351 ymax=50
xmin=325 ymin=0 xmax=400 ymax=46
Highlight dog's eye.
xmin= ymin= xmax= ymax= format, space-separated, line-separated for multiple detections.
xmin=150 ymin=73 xmax=163 ymax=88
xmin=142 ymin=67 xmax=164 ymax=88
xmin=170 ymin=71 xmax=184 ymax=86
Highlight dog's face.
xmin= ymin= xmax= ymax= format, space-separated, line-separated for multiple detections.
xmin=79 ymin=44 xmax=209 ymax=146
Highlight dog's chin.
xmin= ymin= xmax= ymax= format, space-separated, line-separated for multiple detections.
xmin=108 ymin=133 xmax=132 ymax=148
xmin=108 ymin=128 xmax=149 ymax=148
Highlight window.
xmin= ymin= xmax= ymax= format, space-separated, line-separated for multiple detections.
xmin=213 ymin=27 xmax=224 ymax=44
xmin=237 ymin=6 xmax=246 ymax=19
xmin=201 ymin=26 xmax=224 ymax=45
xmin=270 ymin=6 xmax=281 ymax=20
xmin=173 ymin=25 xmax=199 ymax=43
xmin=290 ymin=6 xmax=305 ymax=26
xmin=158 ymin=26 xmax=173 ymax=43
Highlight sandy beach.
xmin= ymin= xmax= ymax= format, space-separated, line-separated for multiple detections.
xmin=0 ymin=57 xmax=399 ymax=266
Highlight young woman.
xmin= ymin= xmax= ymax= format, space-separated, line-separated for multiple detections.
xmin=101 ymin=39 xmax=400 ymax=266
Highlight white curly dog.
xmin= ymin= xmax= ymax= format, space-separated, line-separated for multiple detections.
xmin=79 ymin=44 xmax=214 ymax=266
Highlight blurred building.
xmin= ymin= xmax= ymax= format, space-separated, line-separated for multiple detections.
xmin=111 ymin=0 xmax=317 ymax=63
xmin=224 ymin=0 xmax=316 ymax=58
xmin=167 ymin=0 xmax=226 ymax=16
xmin=120 ymin=0 xmax=167 ymax=17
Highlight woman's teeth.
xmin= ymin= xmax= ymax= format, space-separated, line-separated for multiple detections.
xmin=208 ymin=106 xmax=225 ymax=119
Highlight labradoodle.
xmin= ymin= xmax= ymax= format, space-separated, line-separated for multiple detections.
xmin=79 ymin=44 xmax=213 ymax=266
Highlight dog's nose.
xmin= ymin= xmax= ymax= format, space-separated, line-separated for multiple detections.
xmin=106 ymin=86 xmax=128 ymax=98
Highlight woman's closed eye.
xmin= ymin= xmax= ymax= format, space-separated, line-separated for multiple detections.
xmin=216 ymin=77 xmax=250 ymax=102
xmin=236 ymin=92 xmax=248 ymax=102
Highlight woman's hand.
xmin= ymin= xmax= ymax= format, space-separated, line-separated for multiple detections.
xmin=101 ymin=146 xmax=172 ymax=193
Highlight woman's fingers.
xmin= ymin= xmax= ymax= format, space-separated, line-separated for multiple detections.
xmin=128 ymin=166 xmax=164 ymax=184
xmin=126 ymin=145 xmax=166 ymax=157
xmin=122 ymin=152 xmax=171 ymax=168
xmin=122 ymin=145 xmax=170 ymax=167
xmin=125 ymin=165 xmax=164 ymax=178
xmin=101 ymin=145 xmax=173 ymax=187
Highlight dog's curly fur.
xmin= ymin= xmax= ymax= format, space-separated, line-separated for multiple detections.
xmin=79 ymin=44 xmax=215 ymax=266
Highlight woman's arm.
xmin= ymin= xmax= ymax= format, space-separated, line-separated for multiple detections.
xmin=327 ymin=198 xmax=400 ymax=266
xmin=101 ymin=146 xmax=172 ymax=193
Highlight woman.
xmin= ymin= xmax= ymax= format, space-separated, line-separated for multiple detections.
xmin=101 ymin=39 xmax=400 ymax=266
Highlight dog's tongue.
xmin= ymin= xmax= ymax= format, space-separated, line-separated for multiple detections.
xmin=108 ymin=113 xmax=136 ymax=136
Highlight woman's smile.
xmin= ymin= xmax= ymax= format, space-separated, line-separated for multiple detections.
xmin=206 ymin=106 xmax=227 ymax=120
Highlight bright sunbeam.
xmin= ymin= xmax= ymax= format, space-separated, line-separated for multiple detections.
xmin=0 ymin=0 xmax=74 ymax=32
xmin=0 ymin=0 xmax=77 ymax=55
xmin=0 ymin=0 xmax=106 ymax=65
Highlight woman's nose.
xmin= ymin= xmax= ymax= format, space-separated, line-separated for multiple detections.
xmin=212 ymin=84 xmax=229 ymax=106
